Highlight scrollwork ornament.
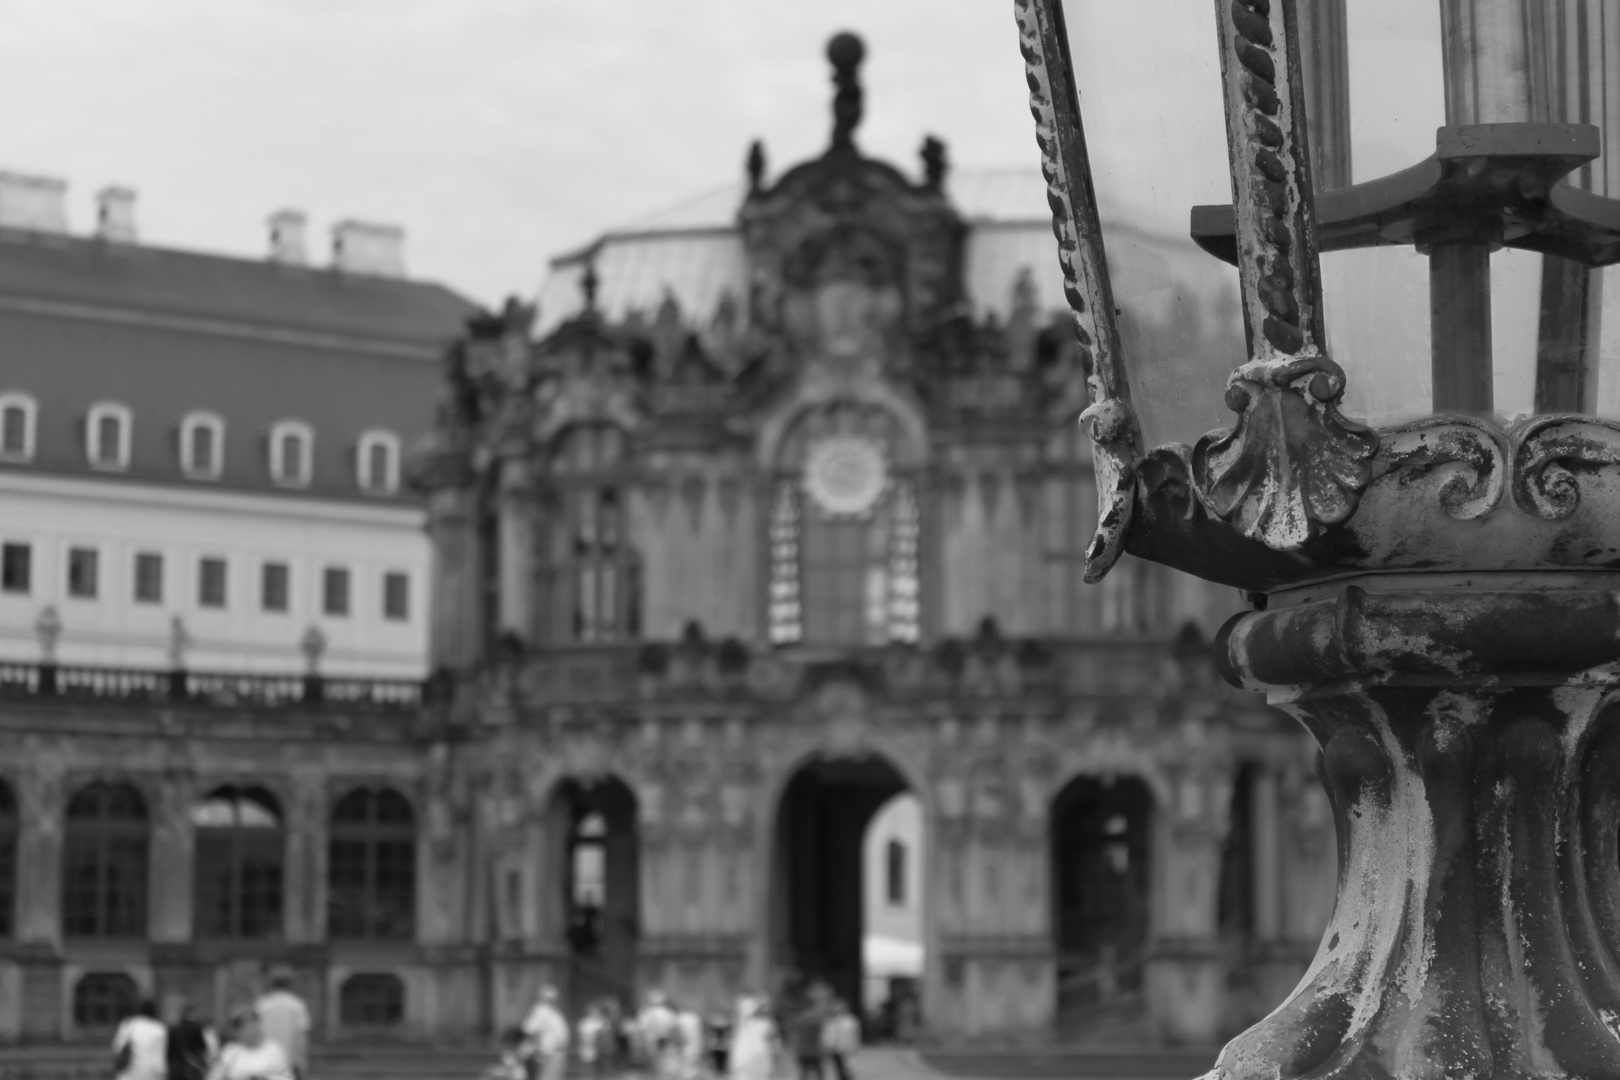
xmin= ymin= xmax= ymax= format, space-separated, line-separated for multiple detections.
xmin=1512 ymin=414 xmax=1620 ymax=520
xmin=1374 ymin=414 xmax=1506 ymax=521
xmin=1193 ymin=358 xmax=1375 ymax=548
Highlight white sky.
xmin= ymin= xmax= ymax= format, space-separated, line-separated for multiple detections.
xmin=0 ymin=1 xmax=1442 ymax=310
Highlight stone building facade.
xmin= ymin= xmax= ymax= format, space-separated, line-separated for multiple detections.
xmin=0 ymin=36 xmax=1335 ymax=1048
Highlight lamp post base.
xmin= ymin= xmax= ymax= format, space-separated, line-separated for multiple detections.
xmin=1209 ymin=581 xmax=1620 ymax=1079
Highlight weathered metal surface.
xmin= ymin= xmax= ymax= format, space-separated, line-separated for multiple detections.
xmin=1208 ymin=581 xmax=1620 ymax=1079
xmin=1194 ymin=0 xmax=1376 ymax=551
xmin=1191 ymin=123 xmax=1620 ymax=266
xmin=1013 ymin=0 xmax=1139 ymax=582
xmin=1125 ymin=414 xmax=1620 ymax=591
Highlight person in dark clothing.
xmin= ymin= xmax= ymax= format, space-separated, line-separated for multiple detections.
xmin=166 ymin=1000 xmax=213 ymax=1080
xmin=791 ymin=984 xmax=831 ymax=1080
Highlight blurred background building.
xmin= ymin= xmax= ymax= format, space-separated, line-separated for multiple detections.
xmin=0 ymin=26 xmax=1335 ymax=1058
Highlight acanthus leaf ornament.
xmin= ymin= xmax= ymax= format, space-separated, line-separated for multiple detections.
xmin=1196 ymin=0 xmax=1375 ymax=550
xmin=1014 ymin=0 xmax=1141 ymax=583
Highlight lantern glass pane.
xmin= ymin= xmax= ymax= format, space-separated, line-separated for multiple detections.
xmin=1066 ymin=0 xmax=1242 ymax=450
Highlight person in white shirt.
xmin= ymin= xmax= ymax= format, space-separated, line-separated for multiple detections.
xmin=521 ymin=986 xmax=571 ymax=1080
xmin=208 ymin=1007 xmax=295 ymax=1080
xmin=255 ymin=968 xmax=311 ymax=1080
xmin=113 ymin=999 xmax=168 ymax=1080
xmin=638 ymin=990 xmax=678 ymax=1080
xmin=675 ymin=1004 xmax=704 ymax=1080
xmin=821 ymin=999 xmax=859 ymax=1080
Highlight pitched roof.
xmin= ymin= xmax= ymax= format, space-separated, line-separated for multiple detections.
xmin=0 ymin=227 xmax=478 ymax=503
xmin=535 ymin=167 xmax=1191 ymax=336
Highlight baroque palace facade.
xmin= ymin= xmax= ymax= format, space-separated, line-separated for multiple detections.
xmin=0 ymin=37 xmax=1335 ymax=1046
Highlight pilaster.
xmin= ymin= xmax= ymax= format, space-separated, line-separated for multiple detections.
xmin=149 ymin=774 xmax=196 ymax=943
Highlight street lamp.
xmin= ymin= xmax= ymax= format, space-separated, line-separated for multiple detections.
xmin=1018 ymin=0 xmax=1620 ymax=1075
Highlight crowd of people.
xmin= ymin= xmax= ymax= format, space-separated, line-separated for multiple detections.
xmin=112 ymin=968 xmax=311 ymax=1080
xmin=493 ymin=981 xmax=862 ymax=1080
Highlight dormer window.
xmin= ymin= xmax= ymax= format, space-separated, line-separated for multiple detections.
xmin=0 ymin=393 xmax=36 ymax=462
xmin=269 ymin=420 xmax=313 ymax=487
xmin=86 ymin=402 xmax=132 ymax=471
xmin=357 ymin=429 xmax=400 ymax=495
xmin=180 ymin=412 xmax=225 ymax=480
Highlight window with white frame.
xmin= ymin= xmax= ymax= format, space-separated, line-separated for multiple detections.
xmin=0 ymin=393 xmax=37 ymax=462
xmin=357 ymin=429 xmax=400 ymax=495
xmin=269 ymin=420 xmax=313 ymax=487
xmin=180 ymin=412 xmax=225 ymax=479
xmin=85 ymin=402 xmax=132 ymax=471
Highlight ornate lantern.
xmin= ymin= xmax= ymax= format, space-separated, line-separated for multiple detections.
xmin=1017 ymin=0 xmax=1620 ymax=1074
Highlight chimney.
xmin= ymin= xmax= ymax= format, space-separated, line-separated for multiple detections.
xmin=331 ymin=219 xmax=405 ymax=277
xmin=268 ymin=209 xmax=308 ymax=265
xmin=0 ymin=172 xmax=68 ymax=233
xmin=96 ymin=187 xmax=137 ymax=242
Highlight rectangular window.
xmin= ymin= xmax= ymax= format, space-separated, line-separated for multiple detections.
xmin=886 ymin=839 xmax=907 ymax=906
xmin=133 ymin=553 xmax=163 ymax=604
xmin=198 ymin=557 xmax=227 ymax=608
xmin=1 ymin=543 xmax=30 ymax=594
xmin=323 ymin=567 xmax=350 ymax=617
xmin=67 ymin=547 xmax=99 ymax=599
xmin=261 ymin=562 xmax=290 ymax=613
xmin=382 ymin=572 xmax=409 ymax=621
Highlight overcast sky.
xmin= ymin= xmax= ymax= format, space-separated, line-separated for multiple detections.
xmin=0 ymin=1 xmax=1442 ymax=310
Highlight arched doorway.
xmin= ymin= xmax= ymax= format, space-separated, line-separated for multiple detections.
xmin=549 ymin=777 xmax=639 ymax=1007
xmin=771 ymin=754 xmax=920 ymax=1025
xmin=1049 ymin=775 xmax=1154 ymax=1025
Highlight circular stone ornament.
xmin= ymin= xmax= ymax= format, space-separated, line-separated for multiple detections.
xmin=804 ymin=435 xmax=889 ymax=517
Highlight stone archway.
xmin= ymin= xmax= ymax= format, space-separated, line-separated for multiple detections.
xmin=546 ymin=775 xmax=639 ymax=1008
xmin=769 ymin=752 xmax=919 ymax=1022
xmin=1049 ymin=774 xmax=1155 ymax=1029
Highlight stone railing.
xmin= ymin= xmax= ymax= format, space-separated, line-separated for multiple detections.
xmin=0 ymin=661 xmax=423 ymax=712
xmin=511 ymin=622 xmax=1224 ymax=708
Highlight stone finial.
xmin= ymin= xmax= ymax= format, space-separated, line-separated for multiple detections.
xmin=168 ymin=616 xmax=192 ymax=671
xmin=746 ymin=140 xmax=767 ymax=196
xmin=300 ymin=625 xmax=327 ymax=675
xmin=920 ymin=135 xmax=948 ymax=191
xmin=33 ymin=606 xmax=61 ymax=663
xmin=827 ymin=32 xmax=866 ymax=152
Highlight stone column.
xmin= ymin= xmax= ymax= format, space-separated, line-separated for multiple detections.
xmin=1250 ymin=767 xmax=1281 ymax=943
xmin=425 ymin=485 xmax=484 ymax=672
xmin=149 ymin=776 xmax=196 ymax=943
xmin=496 ymin=457 xmax=536 ymax=641
xmin=1145 ymin=765 xmax=1231 ymax=1044
xmin=1215 ymin=584 xmax=1620 ymax=1076
xmin=14 ymin=763 xmax=64 ymax=947
xmin=284 ymin=776 xmax=327 ymax=944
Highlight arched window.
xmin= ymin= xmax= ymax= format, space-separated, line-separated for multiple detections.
xmin=269 ymin=420 xmax=314 ymax=487
xmin=0 ymin=780 xmax=14 ymax=937
xmin=339 ymin=973 xmax=404 ymax=1028
xmin=180 ymin=412 xmax=225 ymax=479
xmin=86 ymin=402 xmax=132 ymax=471
xmin=72 ymin=972 xmax=137 ymax=1030
xmin=542 ymin=424 xmax=641 ymax=643
xmin=771 ymin=403 xmax=920 ymax=645
xmin=328 ymin=788 xmax=416 ymax=941
xmin=1050 ymin=775 xmax=1153 ymax=1009
xmin=0 ymin=392 xmax=37 ymax=461
xmin=63 ymin=783 xmax=149 ymax=939
xmin=357 ymin=429 xmax=400 ymax=495
xmin=192 ymin=786 xmax=283 ymax=940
